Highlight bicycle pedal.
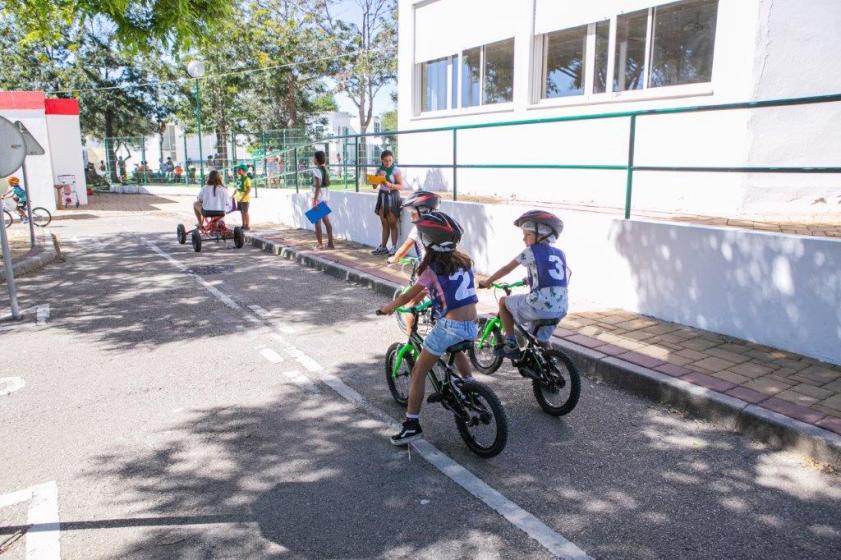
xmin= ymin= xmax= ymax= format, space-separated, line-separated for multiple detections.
xmin=426 ymin=392 xmax=443 ymax=404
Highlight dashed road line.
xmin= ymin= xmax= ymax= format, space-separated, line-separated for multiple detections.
xmin=35 ymin=304 xmax=49 ymax=326
xmin=0 ymin=481 xmax=61 ymax=560
xmin=0 ymin=377 xmax=26 ymax=396
xmin=143 ymin=237 xmax=591 ymax=560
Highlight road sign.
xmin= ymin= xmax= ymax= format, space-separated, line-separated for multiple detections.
xmin=0 ymin=116 xmax=26 ymax=176
xmin=15 ymin=121 xmax=45 ymax=155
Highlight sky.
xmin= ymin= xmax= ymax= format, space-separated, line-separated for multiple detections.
xmin=330 ymin=0 xmax=397 ymax=117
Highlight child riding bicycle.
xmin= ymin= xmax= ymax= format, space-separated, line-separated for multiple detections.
xmin=378 ymin=211 xmax=478 ymax=445
xmin=3 ymin=177 xmax=28 ymax=222
xmin=478 ymin=210 xmax=569 ymax=360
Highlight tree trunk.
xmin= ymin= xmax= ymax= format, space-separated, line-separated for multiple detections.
xmin=104 ymin=109 xmax=118 ymax=182
xmin=285 ymin=73 xmax=297 ymax=130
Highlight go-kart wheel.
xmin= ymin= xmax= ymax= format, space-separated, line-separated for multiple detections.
xmin=191 ymin=230 xmax=202 ymax=252
xmin=233 ymin=226 xmax=244 ymax=249
xmin=177 ymin=224 xmax=187 ymax=244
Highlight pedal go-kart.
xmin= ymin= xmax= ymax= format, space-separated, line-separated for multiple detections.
xmin=177 ymin=211 xmax=244 ymax=253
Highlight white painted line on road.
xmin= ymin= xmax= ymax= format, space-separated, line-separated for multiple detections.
xmin=280 ymin=369 xmax=320 ymax=394
xmin=259 ymin=348 xmax=284 ymax=364
xmin=142 ymin=237 xmax=590 ymax=559
xmin=0 ymin=481 xmax=61 ymax=560
xmin=35 ymin=305 xmax=49 ymax=325
xmin=249 ymin=305 xmax=295 ymax=333
xmin=0 ymin=377 xmax=26 ymax=397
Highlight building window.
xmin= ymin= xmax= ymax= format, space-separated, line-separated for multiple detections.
xmin=614 ymin=9 xmax=648 ymax=92
xmin=483 ymin=38 xmax=515 ymax=104
xmin=593 ymin=20 xmax=610 ymax=94
xmin=649 ymin=0 xmax=719 ymax=87
xmin=420 ymin=56 xmax=455 ymax=112
xmin=543 ymin=25 xmax=587 ymax=99
xmin=461 ymin=46 xmax=482 ymax=108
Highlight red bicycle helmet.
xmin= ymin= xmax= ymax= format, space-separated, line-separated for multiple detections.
xmin=401 ymin=190 xmax=440 ymax=213
xmin=514 ymin=210 xmax=564 ymax=241
xmin=414 ymin=211 xmax=463 ymax=252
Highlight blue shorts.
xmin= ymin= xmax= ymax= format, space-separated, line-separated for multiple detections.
xmin=423 ymin=318 xmax=478 ymax=356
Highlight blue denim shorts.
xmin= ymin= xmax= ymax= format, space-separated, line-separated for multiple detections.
xmin=423 ymin=318 xmax=478 ymax=356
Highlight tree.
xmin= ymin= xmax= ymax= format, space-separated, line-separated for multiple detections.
xmin=307 ymin=0 xmax=397 ymax=167
xmin=1 ymin=0 xmax=236 ymax=50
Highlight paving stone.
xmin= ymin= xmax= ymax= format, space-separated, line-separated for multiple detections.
xmin=725 ymin=386 xmax=769 ymax=405
xmin=654 ymin=363 xmax=692 ymax=377
xmin=682 ymin=372 xmax=735 ymax=393
xmin=816 ymin=416 xmax=841 ymax=436
xmin=705 ymin=347 xmax=752 ymax=365
xmin=713 ymin=370 xmax=750 ymax=385
xmin=729 ymin=362 xmax=773 ymax=379
xmin=639 ymin=323 xmax=683 ymax=336
xmin=636 ymin=344 xmax=675 ymax=361
xmin=820 ymin=379 xmax=841 ymax=393
xmin=579 ymin=325 xmax=604 ymax=337
xmin=798 ymin=366 xmax=841 ymax=386
xmin=744 ymin=376 xmax=792 ymax=396
xmin=675 ymin=348 xmax=709 ymax=362
xmin=566 ymin=334 xmax=604 ymax=349
xmin=598 ymin=314 xmax=631 ymax=325
xmin=593 ymin=344 xmax=627 ymax=357
xmin=692 ymin=356 xmax=737 ymax=373
xmin=760 ymin=397 xmax=825 ymax=425
xmin=717 ymin=343 xmax=753 ymax=355
xmin=817 ymin=394 xmax=841 ymax=414
xmin=622 ymin=329 xmax=658 ymax=342
xmin=769 ymin=367 xmax=799 ymax=379
xmin=651 ymin=333 xmax=685 ymax=345
xmin=616 ymin=318 xmax=658 ymax=331
xmin=774 ymin=390 xmax=819 ymax=407
xmin=791 ymin=383 xmax=834 ymax=401
xmin=554 ymin=327 xmax=575 ymax=338
xmin=659 ymin=353 xmax=693 ymax=366
xmin=617 ymin=351 xmax=664 ymax=369
xmin=680 ymin=338 xmax=722 ymax=352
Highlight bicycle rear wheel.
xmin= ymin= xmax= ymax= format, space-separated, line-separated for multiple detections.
xmin=531 ymin=349 xmax=580 ymax=416
xmin=3 ymin=210 xmax=11 ymax=229
xmin=31 ymin=207 xmax=52 ymax=227
xmin=385 ymin=342 xmax=413 ymax=406
xmin=454 ymin=380 xmax=508 ymax=458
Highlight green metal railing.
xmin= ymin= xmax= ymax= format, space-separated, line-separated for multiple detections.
xmin=257 ymin=91 xmax=841 ymax=219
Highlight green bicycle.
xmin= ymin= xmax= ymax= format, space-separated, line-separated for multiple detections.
xmin=393 ymin=256 xmax=434 ymax=336
xmin=468 ymin=281 xmax=581 ymax=416
xmin=380 ymin=302 xmax=508 ymax=458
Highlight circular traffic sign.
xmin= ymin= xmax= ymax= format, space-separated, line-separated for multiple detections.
xmin=0 ymin=116 xmax=25 ymax=177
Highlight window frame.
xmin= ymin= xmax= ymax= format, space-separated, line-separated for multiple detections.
xmin=528 ymin=0 xmax=718 ymax=111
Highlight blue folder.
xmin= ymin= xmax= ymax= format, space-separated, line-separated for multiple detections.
xmin=305 ymin=201 xmax=332 ymax=224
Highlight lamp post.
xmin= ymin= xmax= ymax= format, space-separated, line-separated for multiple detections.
xmin=186 ymin=60 xmax=206 ymax=185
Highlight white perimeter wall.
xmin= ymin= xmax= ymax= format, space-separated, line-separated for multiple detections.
xmin=0 ymin=108 xmax=56 ymax=212
xmin=46 ymin=115 xmax=88 ymax=206
xmin=136 ymin=185 xmax=841 ymax=365
xmin=397 ymin=0 xmax=841 ymax=218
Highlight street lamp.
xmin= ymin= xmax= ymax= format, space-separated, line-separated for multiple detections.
xmin=186 ymin=60 xmax=205 ymax=185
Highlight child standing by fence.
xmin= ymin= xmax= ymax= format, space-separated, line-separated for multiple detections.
xmin=312 ymin=150 xmax=334 ymax=250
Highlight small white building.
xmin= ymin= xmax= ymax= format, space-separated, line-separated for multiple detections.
xmin=397 ymin=0 xmax=841 ymax=218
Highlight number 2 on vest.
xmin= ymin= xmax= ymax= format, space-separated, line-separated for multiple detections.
xmin=451 ymin=271 xmax=477 ymax=301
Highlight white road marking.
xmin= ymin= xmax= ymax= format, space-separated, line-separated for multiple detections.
xmin=0 ymin=481 xmax=61 ymax=560
xmin=249 ymin=305 xmax=294 ymax=333
xmin=35 ymin=305 xmax=49 ymax=325
xmin=259 ymin=348 xmax=284 ymax=364
xmin=143 ymin=237 xmax=590 ymax=559
xmin=0 ymin=377 xmax=26 ymax=396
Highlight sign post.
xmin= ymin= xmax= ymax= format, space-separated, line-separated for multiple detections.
xmin=15 ymin=122 xmax=46 ymax=249
xmin=0 ymin=116 xmax=27 ymax=319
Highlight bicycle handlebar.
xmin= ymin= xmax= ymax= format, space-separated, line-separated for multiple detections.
xmin=492 ymin=280 xmax=526 ymax=290
xmin=399 ymin=256 xmax=419 ymax=266
xmin=395 ymin=300 xmax=433 ymax=314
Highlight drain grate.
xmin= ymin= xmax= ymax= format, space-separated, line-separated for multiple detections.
xmin=187 ymin=265 xmax=234 ymax=275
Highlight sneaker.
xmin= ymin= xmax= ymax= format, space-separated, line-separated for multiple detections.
xmin=390 ymin=419 xmax=423 ymax=446
xmin=388 ymin=246 xmax=397 ymax=256
xmin=371 ymin=245 xmax=388 ymax=255
xmin=495 ymin=342 xmax=522 ymax=360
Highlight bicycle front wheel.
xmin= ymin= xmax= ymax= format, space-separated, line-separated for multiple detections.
xmin=3 ymin=210 xmax=11 ymax=229
xmin=468 ymin=317 xmax=503 ymax=374
xmin=385 ymin=342 xmax=413 ymax=407
xmin=31 ymin=207 xmax=52 ymax=227
xmin=531 ymin=349 xmax=581 ymax=416
xmin=454 ymin=380 xmax=508 ymax=458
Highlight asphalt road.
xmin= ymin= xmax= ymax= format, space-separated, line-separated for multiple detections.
xmin=0 ymin=208 xmax=839 ymax=559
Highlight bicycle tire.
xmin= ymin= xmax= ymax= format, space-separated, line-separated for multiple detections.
xmin=31 ymin=207 xmax=51 ymax=227
xmin=454 ymin=380 xmax=508 ymax=458
xmin=531 ymin=349 xmax=581 ymax=416
xmin=385 ymin=342 xmax=413 ymax=407
xmin=2 ymin=210 xmax=11 ymax=229
xmin=468 ymin=317 xmax=503 ymax=374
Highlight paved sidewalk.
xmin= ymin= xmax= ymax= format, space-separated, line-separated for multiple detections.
xmin=249 ymin=224 xmax=841 ymax=446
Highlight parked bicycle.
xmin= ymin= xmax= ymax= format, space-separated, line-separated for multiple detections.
xmin=379 ymin=302 xmax=508 ymax=458
xmin=2 ymin=199 xmax=52 ymax=229
xmin=469 ymin=281 xmax=581 ymax=416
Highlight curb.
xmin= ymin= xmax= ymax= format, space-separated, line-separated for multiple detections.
xmin=246 ymin=232 xmax=841 ymax=466
xmin=0 ymin=233 xmax=61 ymax=282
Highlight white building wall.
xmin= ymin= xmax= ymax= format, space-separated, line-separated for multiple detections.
xmin=45 ymin=114 xmax=88 ymax=206
xmin=0 ymin=108 xmax=56 ymax=212
xmin=398 ymin=0 xmax=840 ymax=218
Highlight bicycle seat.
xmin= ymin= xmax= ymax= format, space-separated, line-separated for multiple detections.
xmin=533 ymin=319 xmax=561 ymax=328
xmin=446 ymin=340 xmax=474 ymax=354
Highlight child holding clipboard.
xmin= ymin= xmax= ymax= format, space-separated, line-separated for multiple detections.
xmin=309 ymin=150 xmax=334 ymax=250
